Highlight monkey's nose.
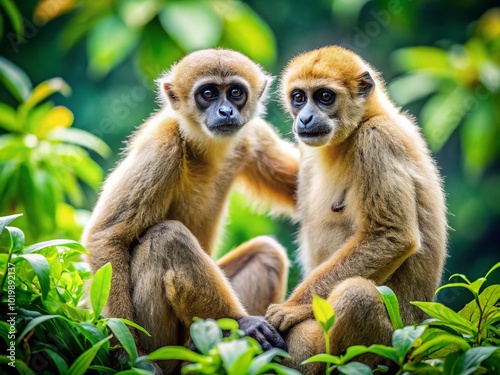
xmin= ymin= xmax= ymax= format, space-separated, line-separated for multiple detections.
xmin=218 ymin=106 xmax=233 ymax=118
xmin=299 ymin=114 xmax=313 ymax=126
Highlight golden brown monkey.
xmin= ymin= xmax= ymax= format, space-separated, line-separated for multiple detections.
xmin=266 ymin=46 xmax=447 ymax=373
xmin=82 ymin=49 xmax=297 ymax=373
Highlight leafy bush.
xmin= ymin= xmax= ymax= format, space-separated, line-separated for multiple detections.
xmin=306 ymin=264 xmax=500 ymax=374
xmin=0 ymin=59 xmax=110 ymax=242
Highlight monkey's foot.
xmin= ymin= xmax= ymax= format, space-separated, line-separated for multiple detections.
xmin=236 ymin=316 xmax=287 ymax=351
xmin=266 ymin=303 xmax=313 ymax=333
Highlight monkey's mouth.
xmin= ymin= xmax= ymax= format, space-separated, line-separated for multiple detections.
xmin=208 ymin=122 xmax=242 ymax=135
xmin=297 ymin=127 xmax=331 ymax=139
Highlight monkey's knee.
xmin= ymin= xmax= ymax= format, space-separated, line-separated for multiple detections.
xmin=220 ymin=236 xmax=290 ymax=315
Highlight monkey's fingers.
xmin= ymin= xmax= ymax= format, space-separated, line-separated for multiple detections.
xmin=266 ymin=303 xmax=313 ymax=333
xmin=236 ymin=316 xmax=287 ymax=351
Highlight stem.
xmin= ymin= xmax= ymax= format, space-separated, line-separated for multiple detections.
xmin=475 ymin=294 xmax=484 ymax=346
xmin=0 ymin=242 xmax=14 ymax=292
xmin=325 ymin=331 xmax=331 ymax=375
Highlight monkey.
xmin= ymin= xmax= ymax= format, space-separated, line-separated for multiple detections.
xmin=81 ymin=49 xmax=298 ymax=373
xmin=265 ymin=46 xmax=447 ymax=373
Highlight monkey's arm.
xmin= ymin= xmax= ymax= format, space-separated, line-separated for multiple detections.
xmin=236 ymin=119 xmax=298 ymax=216
xmin=267 ymin=125 xmax=421 ymax=331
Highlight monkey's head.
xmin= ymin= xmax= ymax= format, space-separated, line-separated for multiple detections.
xmin=281 ymin=46 xmax=377 ymax=147
xmin=158 ymin=49 xmax=272 ymax=138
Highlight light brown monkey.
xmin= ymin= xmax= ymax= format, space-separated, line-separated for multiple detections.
xmin=266 ymin=46 xmax=447 ymax=373
xmin=82 ymin=49 xmax=297 ymax=373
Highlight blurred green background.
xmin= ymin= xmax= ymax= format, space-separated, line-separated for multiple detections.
xmin=0 ymin=0 xmax=498 ymax=307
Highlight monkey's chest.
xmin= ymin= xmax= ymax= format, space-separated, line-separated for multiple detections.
xmin=297 ymin=168 xmax=354 ymax=273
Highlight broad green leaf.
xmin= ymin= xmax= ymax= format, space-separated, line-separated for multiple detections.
xmin=24 ymin=78 xmax=71 ymax=111
xmin=401 ymin=361 xmax=442 ymax=374
xmin=120 ymin=318 xmax=151 ymax=337
xmin=341 ymin=345 xmax=373 ymax=363
xmin=78 ymin=322 xmax=107 ymax=344
xmin=146 ymin=346 xmax=208 ymax=363
xmin=338 ymin=362 xmax=373 ymax=375
xmin=388 ymin=72 xmax=440 ymax=107
xmin=0 ymin=0 xmax=23 ymax=35
xmin=0 ymin=357 xmax=34 ymax=374
xmin=118 ymin=0 xmax=161 ymax=28
xmin=0 ymin=225 xmax=12 ymax=253
xmin=421 ymin=85 xmax=470 ymax=151
xmin=392 ymin=47 xmax=451 ymax=74
xmin=24 ymin=239 xmax=87 ymax=254
xmin=411 ymin=301 xmax=475 ymax=335
xmin=0 ymin=213 xmax=22 ymax=234
xmin=216 ymin=318 xmax=239 ymax=333
xmin=228 ymin=347 xmax=254 ymax=375
xmin=0 ymin=56 xmax=32 ymax=101
xmin=435 ymin=283 xmax=478 ymax=299
xmin=107 ymin=318 xmax=138 ymax=364
xmin=0 ymin=103 xmax=18 ymax=132
xmin=89 ymin=366 xmax=116 ymax=374
xmin=160 ymin=1 xmax=222 ymax=52
xmin=45 ymin=349 xmax=69 ymax=374
xmin=91 ymin=262 xmax=112 ymax=320
xmin=459 ymin=285 xmax=500 ymax=326
xmin=115 ymin=369 xmax=153 ymax=375
xmin=47 ymin=127 xmax=111 ymax=158
xmin=392 ymin=325 xmax=427 ymax=361
xmin=452 ymin=346 xmax=499 ymax=375
xmin=16 ymin=314 xmax=61 ymax=344
xmin=410 ymin=333 xmax=470 ymax=359
xmin=377 ymin=286 xmax=404 ymax=329
xmin=8 ymin=226 xmax=24 ymax=252
xmin=87 ymin=15 xmax=140 ymax=77
xmin=248 ymin=348 xmax=290 ymax=375
xmin=312 ymin=295 xmax=335 ymax=332
xmin=190 ymin=318 xmax=222 ymax=355
xmin=67 ymin=336 xmax=112 ymax=375
xmin=218 ymin=339 xmax=251 ymax=372
xmin=302 ymin=353 xmax=340 ymax=365
xmin=217 ymin=2 xmax=276 ymax=66
xmin=485 ymin=262 xmax=500 ymax=279
xmin=365 ymin=344 xmax=400 ymax=364
xmin=52 ymin=143 xmax=103 ymax=188
xmin=139 ymin=22 xmax=184 ymax=81
xmin=258 ymin=362 xmax=302 ymax=375
xmin=16 ymin=254 xmax=50 ymax=299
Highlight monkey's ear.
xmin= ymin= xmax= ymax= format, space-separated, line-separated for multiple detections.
xmin=257 ymin=74 xmax=274 ymax=101
xmin=157 ymin=75 xmax=180 ymax=109
xmin=358 ymin=71 xmax=375 ymax=99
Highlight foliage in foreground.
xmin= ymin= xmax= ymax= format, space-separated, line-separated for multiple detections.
xmin=0 ymin=213 xmax=499 ymax=374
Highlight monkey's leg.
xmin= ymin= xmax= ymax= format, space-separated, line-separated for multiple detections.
xmin=283 ymin=277 xmax=395 ymax=375
xmin=130 ymin=220 xmax=247 ymax=372
xmin=218 ymin=236 xmax=289 ymax=315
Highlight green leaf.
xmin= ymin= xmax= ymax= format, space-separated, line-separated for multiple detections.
xmin=302 ymin=353 xmax=341 ymax=365
xmin=115 ymin=369 xmax=153 ymax=375
xmin=23 ymin=78 xmax=72 ymax=111
xmin=91 ymin=262 xmax=112 ymax=320
xmin=392 ymin=325 xmax=427 ymax=362
xmin=118 ymin=0 xmax=161 ymax=28
xmin=0 ymin=213 xmax=22 ymax=234
xmin=248 ymin=348 xmax=290 ymax=375
xmin=8 ymin=226 xmax=24 ymax=252
xmin=190 ymin=318 xmax=223 ymax=355
xmin=24 ymin=239 xmax=87 ymax=254
xmin=45 ymin=349 xmax=69 ymax=374
xmin=0 ymin=0 xmax=23 ymax=35
xmin=218 ymin=339 xmax=252 ymax=373
xmin=258 ymin=362 xmax=302 ymax=375
xmin=448 ymin=273 xmax=471 ymax=284
xmin=411 ymin=301 xmax=475 ymax=335
xmin=78 ymin=322 xmax=106 ymax=344
xmin=365 ymin=344 xmax=400 ymax=364
xmin=388 ymin=72 xmax=440 ymax=107
xmin=392 ymin=47 xmax=451 ymax=74
xmin=216 ymin=318 xmax=239 ymax=333
xmin=435 ymin=283 xmax=478 ymax=300
xmin=16 ymin=314 xmax=61 ymax=344
xmin=160 ymin=0 xmax=222 ymax=52
xmin=452 ymin=346 xmax=499 ymax=375
xmin=106 ymin=318 xmax=138 ymax=364
xmin=47 ymin=127 xmax=111 ymax=158
xmin=312 ymin=295 xmax=335 ymax=332
xmin=341 ymin=345 xmax=373 ymax=363
xmin=410 ymin=333 xmax=470 ymax=359
xmin=0 ymin=56 xmax=31 ymax=101
xmin=120 ymin=318 xmax=151 ymax=337
xmin=16 ymin=254 xmax=50 ymax=299
xmin=338 ymin=362 xmax=373 ymax=375
xmin=377 ymin=286 xmax=404 ymax=329
xmin=67 ymin=335 xmax=112 ymax=375
xmin=217 ymin=2 xmax=276 ymax=67
xmin=459 ymin=285 xmax=500 ymax=327
xmin=0 ymin=103 xmax=19 ymax=132
xmin=401 ymin=361 xmax=442 ymax=374
xmin=485 ymin=262 xmax=500 ymax=279
xmin=87 ymin=15 xmax=140 ymax=77
xmin=0 ymin=225 xmax=12 ymax=254
xmin=421 ymin=85 xmax=470 ymax=152
xmin=146 ymin=346 xmax=208 ymax=363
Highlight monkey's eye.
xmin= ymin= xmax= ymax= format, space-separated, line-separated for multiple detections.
xmin=200 ymin=86 xmax=218 ymax=100
xmin=315 ymin=89 xmax=336 ymax=105
xmin=229 ymin=86 xmax=244 ymax=99
xmin=291 ymin=90 xmax=306 ymax=107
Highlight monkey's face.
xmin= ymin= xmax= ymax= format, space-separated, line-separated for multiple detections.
xmin=281 ymin=46 xmax=375 ymax=147
xmin=193 ymin=79 xmax=248 ymax=136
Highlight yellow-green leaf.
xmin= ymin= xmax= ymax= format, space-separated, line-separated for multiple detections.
xmin=24 ymin=78 xmax=71 ymax=110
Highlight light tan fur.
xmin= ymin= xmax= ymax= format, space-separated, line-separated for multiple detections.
xmin=266 ymin=46 xmax=447 ymax=374
xmin=81 ymin=49 xmax=297 ymax=373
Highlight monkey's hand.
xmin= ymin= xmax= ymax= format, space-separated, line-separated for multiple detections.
xmin=265 ymin=303 xmax=313 ymax=333
xmin=236 ymin=316 xmax=287 ymax=351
